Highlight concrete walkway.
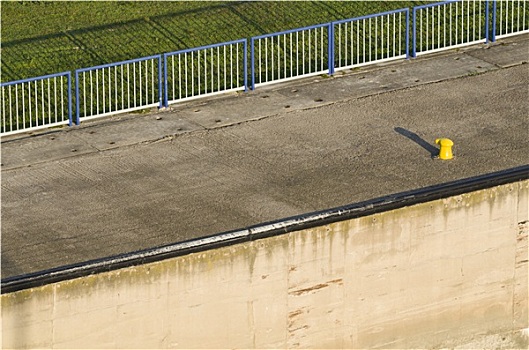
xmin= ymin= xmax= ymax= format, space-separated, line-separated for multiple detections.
xmin=1 ymin=34 xmax=528 ymax=278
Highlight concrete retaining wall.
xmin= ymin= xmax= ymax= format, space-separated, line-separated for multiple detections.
xmin=2 ymin=180 xmax=528 ymax=349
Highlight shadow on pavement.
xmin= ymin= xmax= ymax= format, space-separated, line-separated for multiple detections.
xmin=394 ymin=127 xmax=439 ymax=158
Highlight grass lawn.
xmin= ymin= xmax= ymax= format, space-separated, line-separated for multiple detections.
xmin=1 ymin=1 xmax=427 ymax=82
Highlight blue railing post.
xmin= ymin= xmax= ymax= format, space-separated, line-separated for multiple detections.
xmin=251 ymin=39 xmax=255 ymax=90
xmin=485 ymin=0 xmax=490 ymax=43
xmin=244 ymin=39 xmax=248 ymax=92
xmin=406 ymin=8 xmax=410 ymax=59
xmin=75 ymin=70 xmax=80 ymax=125
xmin=328 ymin=23 xmax=335 ymax=75
xmin=67 ymin=71 xmax=73 ymax=126
xmin=412 ymin=7 xmax=417 ymax=58
xmin=490 ymin=0 xmax=496 ymax=42
xmin=163 ymin=53 xmax=169 ymax=107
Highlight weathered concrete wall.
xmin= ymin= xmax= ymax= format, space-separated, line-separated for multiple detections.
xmin=2 ymin=180 xmax=528 ymax=349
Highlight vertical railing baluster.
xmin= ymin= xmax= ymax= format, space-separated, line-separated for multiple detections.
xmin=290 ymin=32 xmax=293 ymax=78
xmin=296 ymin=31 xmax=299 ymax=77
xmin=302 ymin=31 xmax=305 ymax=74
xmin=60 ymin=76 xmax=64 ymax=123
xmin=236 ymin=42 xmax=240 ymax=89
xmin=217 ymin=46 xmax=220 ymax=92
xmin=47 ymin=79 xmax=51 ymax=124
xmin=284 ymin=34 xmax=287 ymax=80
xmin=230 ymin=44 xmax=233 ymax=89
xmin=2 ymin=87 xmax=5 ymax=133
xmin=114 ymin=66 xmax=118 ymax=112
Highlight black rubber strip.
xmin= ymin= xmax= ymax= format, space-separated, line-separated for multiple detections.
xmin=2 ymin=164 xmax=528 ymax=294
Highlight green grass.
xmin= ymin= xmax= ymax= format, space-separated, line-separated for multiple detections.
xmin=1 ymin=1 xmax=428 ymax=82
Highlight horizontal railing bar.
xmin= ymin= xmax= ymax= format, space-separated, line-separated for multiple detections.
xmin=79 ymin=103 xmax=160 ymax=122
xmin=0 ymin=71 xmax=69 ymax=87
xmin=253 ymin=70 xmax=327 ymax=89
xmin=166 ymin=87 xmax=244 ymax=106
xmin=495 ymin=29 xmax=529 ymax=39
xmin=332 ymin=8 xmax=408 ymax=25
xmin=414 ymin=0 xmax=459 ymax=11
xmin=75 ymin=55 xmax=162 ymax=73
xmin=252 ymin=22 xmax=329 ymax=40
xmin=1 ymin=120 xmax=70 ymax=137
xmin=334 ymin=55 xmax=407 ymax=72
xmin=414 ymin=40 xmax=485 ymax=57
xmin=165 ymin=39 xmax=246 ymax=57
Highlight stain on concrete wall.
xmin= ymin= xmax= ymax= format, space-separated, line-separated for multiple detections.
xmin=2 ymin=180 xmax=528 ymax=349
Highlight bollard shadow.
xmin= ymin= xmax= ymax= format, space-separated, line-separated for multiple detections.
xmin=394 ymin=127 xmax=439 ymax=158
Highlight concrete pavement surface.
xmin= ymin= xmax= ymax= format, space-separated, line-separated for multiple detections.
xmin=1 ymin=34 xmax=528 ymax=279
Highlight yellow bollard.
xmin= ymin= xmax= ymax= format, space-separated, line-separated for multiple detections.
xmin=435 ymin=138 xmax=454 ymax=160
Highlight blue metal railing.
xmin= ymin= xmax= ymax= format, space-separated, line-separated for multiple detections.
xmin=0 ymin=72 xmax=72 ymax=135
xmin=491 ymin=0 xmax=529 ymax=41
xmin=2 ymin=1 xmax=528 ymax=136
xmin=333 ymin=8 xmax=410 ymax=71
xmin=412 ymin=0 xmax=489 ymax=57
xmin=75 ymin=55 xmax=163 ymax=124
xmin=164 ymin=39 xmax=247 ymax=107
xmin=250 ymin=23 xmax=333 ymax=90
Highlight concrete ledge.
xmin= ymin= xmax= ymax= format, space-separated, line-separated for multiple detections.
xmin=2 ymin=174 xmax=527 ymax=349
xmin=3 ymin=164 xmax=528 ymax=294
